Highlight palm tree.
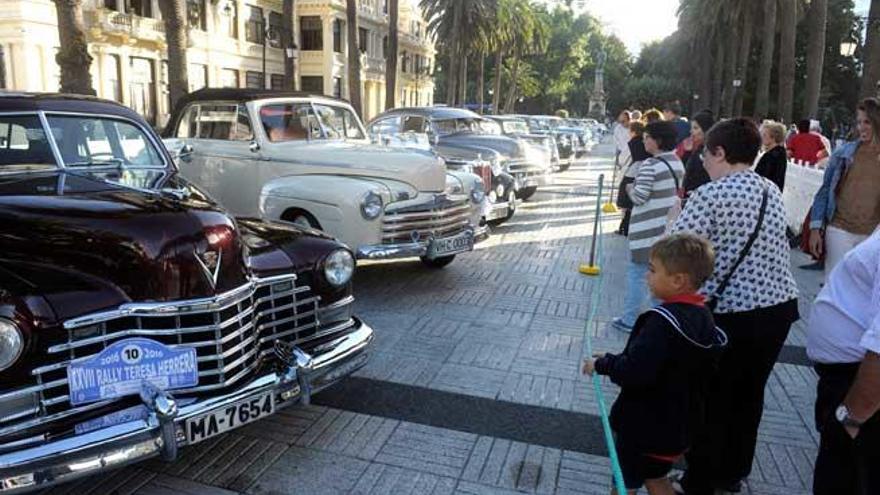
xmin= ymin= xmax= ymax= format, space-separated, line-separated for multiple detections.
xmin=732 ymin=0 xmax=754 ymax=116
xmin=861 ymin=0 xmax=880 ymax=98
xmin=158 ymin=0 xmax=188 ymax=110
xmin=777 ymin=0 xmax=797 ymax=122
xmin=53 ymin=0 xmax=95 ymax=95
xmin=755 ymin=0 xmax=777 ymax=119
xmin=346 ymin=0 xmax=363 ymax=117
xmin=720 ymin=9 xmax=739 ymax=117
xmin=710 ymin=35 xmax=726 ymax=116
xmin=503 ymin=0 xmax=547 ymax=113
xmin=283 ymin=0 xmax=296 ymax=89
xmin=421 ymin=0 xmax=493 ymax=105
xmin=385 ymin=0 xmax=399 ymax=109
xmin=804 ymin=0 xmax=828 ymax=117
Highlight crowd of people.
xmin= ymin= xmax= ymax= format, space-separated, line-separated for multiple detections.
xmin=588 ymin=99 xmax=880 ymax=495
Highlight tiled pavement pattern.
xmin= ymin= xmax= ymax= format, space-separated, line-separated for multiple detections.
xmin=53 ymin=143 xmax=823 ymax=494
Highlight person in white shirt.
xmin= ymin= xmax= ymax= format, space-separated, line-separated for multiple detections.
xmin=807 ymin=227 xmax=880 ymax=495
xmin=613 ymin=110 xmax=633 ymax=168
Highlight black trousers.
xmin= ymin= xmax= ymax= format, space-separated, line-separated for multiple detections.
xmin=680 ymin=299 xmax=798 ymax=494
xmin=813 ymin=362 xmax=880 ymax=495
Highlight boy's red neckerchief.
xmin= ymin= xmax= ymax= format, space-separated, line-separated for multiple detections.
xmin=662 ymin=293 xmax=706 ymax=306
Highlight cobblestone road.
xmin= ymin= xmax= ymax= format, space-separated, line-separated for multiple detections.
xmin=53 ymin=143 xmax=822 ymax=495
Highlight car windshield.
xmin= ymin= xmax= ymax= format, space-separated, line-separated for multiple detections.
xmin=43 ymin=115 xmax=164 ymax=168
xmin=502 ymin=120 xmax=529 ymax=134
xmin=433 ymin=118 xmax=485 ymax=136
xmin=478 ymin=120 xmax=503 ymax=135
xmin=260 ymin=102 xmax=365 ymax=142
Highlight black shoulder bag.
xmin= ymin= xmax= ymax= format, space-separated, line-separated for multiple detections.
xmin=706 ymin=185 xmax=770 ymax=312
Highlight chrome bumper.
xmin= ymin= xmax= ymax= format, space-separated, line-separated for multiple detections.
xmin=485 ymin=201 xmax=512 ymax=221
xmin=0 ymin=320 xmax=374 ymax=494
xmin=356 ymin=225 xmax=489 ymax=260
xmin=512 ymin=170 xmax=552 ymax=189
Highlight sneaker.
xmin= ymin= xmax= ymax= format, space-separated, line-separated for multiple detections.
xmin=719 ymin=480 xmax=743 ymax=493
xmin=669 ymin=474 xmax=686 ymax=495
xmin=611 ymin=317 xmax=633 ymax=333
xmin=799 ymin=261 xmax=824 ymax=271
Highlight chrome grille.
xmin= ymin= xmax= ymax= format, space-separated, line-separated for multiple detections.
xmin=0 ymin=274 xmax=356 ymax=438
xmin=381 ymin=196 xmax=473 ymax=244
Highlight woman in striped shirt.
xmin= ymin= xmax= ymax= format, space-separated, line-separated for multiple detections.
xmin=612 ymin=121 xmax=685 ymax=331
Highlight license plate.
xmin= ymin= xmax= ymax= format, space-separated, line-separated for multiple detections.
xmin=186 ymin=392 xmax=274 ymax=444
xmin=428 ymin=230 xmax=474 ymax=258
xmin=67 ymin=338 xmax=198 ymax=406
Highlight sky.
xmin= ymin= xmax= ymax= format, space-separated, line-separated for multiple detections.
xmin=539 ymin=0 xmax=873 ymax=57
xmin=578 ymin=0 xmax=680 ymax=55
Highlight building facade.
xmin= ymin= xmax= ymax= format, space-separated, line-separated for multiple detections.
xmin=0 ymin=0 xmax=434 ymax=127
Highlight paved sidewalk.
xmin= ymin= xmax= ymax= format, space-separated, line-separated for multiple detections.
xmin=51 ymin=143 xmax=821 ymax=495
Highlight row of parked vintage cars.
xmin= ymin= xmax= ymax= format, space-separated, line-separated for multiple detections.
xmin=0 ymin=89 xmax=594 ymax=492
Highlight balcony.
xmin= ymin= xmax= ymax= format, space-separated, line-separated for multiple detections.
xmin=86 ymin=8 xmax=165 ymax=44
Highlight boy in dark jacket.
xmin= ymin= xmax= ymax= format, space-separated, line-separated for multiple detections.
xmin=583 ymin=234 xmax=727 ymax=495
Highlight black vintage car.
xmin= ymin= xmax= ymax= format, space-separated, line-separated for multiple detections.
xmin=480 ymin=116 xmax=561 ymax=172
xmin=368 ymin=107 xmax=553 ymax=202
xmin=0 ymin=93 xmax=373 ymax=492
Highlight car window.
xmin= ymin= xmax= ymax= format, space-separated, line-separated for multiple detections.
xmin=46 ymin=115 xmax=164 ymax=167
xmin=401 ymin=115 xmax=426 ymax=133
xmin=502 ymin=120 xmax=529 ymax=134
xmin=175 ymin=105 xmax=199 ymax=138
xmin=0 ymin=115 xmax=57 ymax=168
xmin=369 ymin=117 xmax=400 ymax=135
xmin=313 ymin=104 xmax=365 ymax=139
xmin=260 ymin=103 xmax=322 ymax=142
xmin=479 ymin=120 xmax=502 ymax=135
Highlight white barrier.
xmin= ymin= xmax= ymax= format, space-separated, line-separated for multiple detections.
xmin=782 ymin=160 xmax=825 ymax=235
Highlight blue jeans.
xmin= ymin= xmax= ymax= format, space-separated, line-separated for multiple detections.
xmin=621 ymin=260 xmax=657 ymax=327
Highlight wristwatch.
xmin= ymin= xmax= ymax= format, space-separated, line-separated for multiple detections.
xmin=835 ymin=404 xmax=864 ymax=429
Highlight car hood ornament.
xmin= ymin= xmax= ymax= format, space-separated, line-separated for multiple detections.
xmin=195 ymin=248 xmax=222 ymax=289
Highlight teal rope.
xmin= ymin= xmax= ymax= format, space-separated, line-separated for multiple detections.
xmin=582 ymin=185 xmax=628 ymax=495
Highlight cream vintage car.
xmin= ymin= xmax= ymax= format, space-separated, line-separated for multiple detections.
xmin=162 ymin=89 xmax=489 ymax=269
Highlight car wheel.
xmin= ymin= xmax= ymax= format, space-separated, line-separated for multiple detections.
xmin=420 ymin=255 xmax=456 ymax=268
xmin=282 ymin=210 xmax=321 ymax=230
xmin=504 ymin=190 xmax=517 ymax=220
xmin=518 ymin=186 xmax=538 ymax=201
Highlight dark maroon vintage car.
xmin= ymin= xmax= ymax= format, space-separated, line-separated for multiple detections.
xmin=0 ymin=93 xmax=372 ymax=493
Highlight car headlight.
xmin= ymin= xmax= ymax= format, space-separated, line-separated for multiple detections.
xmin=495 ymin=184 xmax=504 ymax=197
xmin=489 ymin=158 xmax=503 ymax=176
xmin=360 ymin=191 xmax=383 ymax=219
xmin=0 ymin=319 xmax=24 ymax=372
xmin=446 ymin=174 xmax=464 ymax=195
xmin=323 ymin=249 xmax=355 ymax=287
xmin=470 ymin=177 xmax=485 ymax=203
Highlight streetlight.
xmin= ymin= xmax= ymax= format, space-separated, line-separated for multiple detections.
xmin=840 ymin=41 xmax=858 ymax=57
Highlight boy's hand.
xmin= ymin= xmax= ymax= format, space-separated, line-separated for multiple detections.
xmin=582 ymin=354 xmax=607 ymax=376
xmin=582 ymin=358 xmax=596 ymax=376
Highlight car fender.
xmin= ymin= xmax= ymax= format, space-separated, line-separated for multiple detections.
xmin=260 ymin=175 xmax=389 ymax=249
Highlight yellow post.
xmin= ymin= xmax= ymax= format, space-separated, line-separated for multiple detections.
xmin=578 ymin=173 xmax=604 ymax=276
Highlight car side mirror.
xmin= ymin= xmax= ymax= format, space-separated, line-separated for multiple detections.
xmin=249 ymin=141 xmax=261 ymax=153
xmin=178 ymin=144 xmax=194 ymax=163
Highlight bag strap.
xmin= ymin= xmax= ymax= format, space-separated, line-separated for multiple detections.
xmin=713 ymin=183 xmax=770 ymax=302
xmin=656 ymin=156 xmax=680 ymax=191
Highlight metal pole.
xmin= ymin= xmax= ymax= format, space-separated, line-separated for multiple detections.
xmin=589 ymin=174 xmax=604 ymax=267
xmin=608 ymin=152 xmax=619 ymax=205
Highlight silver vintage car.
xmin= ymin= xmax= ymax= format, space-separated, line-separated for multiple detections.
xmin=163 ymin=89 xmax=489 ymax=269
